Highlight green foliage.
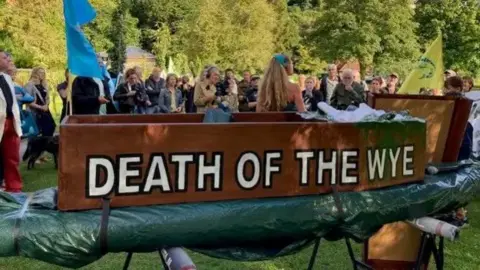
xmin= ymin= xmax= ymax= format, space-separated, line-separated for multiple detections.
xmin=0 ymin=0 xmax=139 ymax=71
xmin=312 ymin=0 xmax=420 ymax=77
xmin=289 ymin=5 xmax=326 ymax=74
xmin=107 ymin=0 xmax=129 ymax=74
xmin=1 ymin=0 xmax=479 ymax=80
xmin=0 ymin=0 xmax=66 ymax=69
xmin=173 ymin=0 xmax=278 ymax=71
xmin=415 ymin=0 xmax=480 ymax=76
xmin=150 ymin=25 xmax=172 ymax=68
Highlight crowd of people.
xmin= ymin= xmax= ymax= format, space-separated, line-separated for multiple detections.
xmin=0 ymin=47 xmax=477 ymax=193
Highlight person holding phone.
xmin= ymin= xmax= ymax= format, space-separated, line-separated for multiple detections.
xmin=114 ymin=68 xmax=150 ymax=114
xmin=193 ymin=66 xmax=220 ymax=113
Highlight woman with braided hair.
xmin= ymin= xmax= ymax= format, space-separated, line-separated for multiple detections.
xmin=256 ymin=54 xmax=305 ymax=113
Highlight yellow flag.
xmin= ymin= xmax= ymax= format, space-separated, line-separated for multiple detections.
xmin=397 ymin=34 xmax=444 ymax=94
xmin=66 ymin=73 xmax=77 ymax=117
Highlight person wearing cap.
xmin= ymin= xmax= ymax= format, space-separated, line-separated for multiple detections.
xmin=382 ymin=73 xmax=399 ymax=94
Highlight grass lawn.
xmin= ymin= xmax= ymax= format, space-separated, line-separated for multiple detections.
xmin=0 ymin=162 xmax=479 ymax=269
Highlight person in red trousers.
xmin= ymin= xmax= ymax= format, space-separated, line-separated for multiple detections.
xmin=0 ymin=49 xmax=22 ymax=193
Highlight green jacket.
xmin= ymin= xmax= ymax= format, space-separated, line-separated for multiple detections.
xmin=330 ymin=82 xmax=365 ymax=110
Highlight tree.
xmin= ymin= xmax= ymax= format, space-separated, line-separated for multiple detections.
xmin=288 ymin=4 xmax=326 ymax=74
xmin=415 ymin=0 xmax=480 ymax=75
xmin=312 ymin=0 xmax=419 ymax=77
xmin=107 ymin=0 xmax=129 ymax=74
xmin=86 ymin=0 xmax=140 ymax=52
xmin=173 ymin=0 xmax=279 ymax=71
xmin=0 ymin=0 xmax=66 ymax=68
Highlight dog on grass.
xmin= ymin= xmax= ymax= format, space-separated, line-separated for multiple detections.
xmin=22 ymin=135 xmax=59 ymax=170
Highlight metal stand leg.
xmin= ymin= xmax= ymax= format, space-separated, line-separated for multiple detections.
xmin=430 ymin=237 xmax=444 ymax=270
xmin=345 ymin=238 xmax=374 ymax=270
xmin=438 ymin=237 xmax=444 ymax=269
xmin=414 ymin=233 xmax=430 ymax=270
xmin=307 ymin=238 xmax=321 ymax=270
xmin=123 ymin=252 xmax=133 ymax=270
xmin=159 ymin=249 xmax=170 ymax=270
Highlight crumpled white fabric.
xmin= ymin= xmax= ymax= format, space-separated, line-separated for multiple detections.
xmin=316 ymin=102 xmax=407 ymax=123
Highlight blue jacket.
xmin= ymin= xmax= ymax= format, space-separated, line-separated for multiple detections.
xmin=14 ymin=85 xmax=34 ymax=110
xmin=159 ymin=88 xmax=183 ymax=113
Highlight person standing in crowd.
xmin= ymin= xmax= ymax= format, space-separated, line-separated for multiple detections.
xmin=97 ymin=56 xmax=117 ymax=115
xmin=256 ymin=54 xmax=305 ymax=112
xmin=369 ymin=77 xmax=384 ymax=94
xmin=71 ymin=73 xmax=110 ymax=115
xmin=7 ymin=66 xmax=34 ymax=112
xmin=217 ymin=68 xmax=236 ymax=96
xmin=144 ymin=67 xmax=165 ymax=114
xmin=220 ymin=78 xmax=239 ymax=113
xmin=463 ymin=76 xmax=474 ymax=93
xmin=194 ymin=66 xmax=220 ymax=113
xmin=330 ymin=69 xmax=365 ymax=110
xmin=56 ymin=69 xmax=69 ymax=121
xmin=24 ymin=67 xmax=56 ymax=137
xmin=7 ymin=66 xmax=37 ymax=138
xmin=302 ymin=76 xmax=324 ymax=112
xmin=383 ymin=73 xmax=399 ymax=94
xmin=159 ymin=74 xmax=183 ymax=113
xmin=181 ymin=75 xmax=196 ymax=113
xmin=444 ymin=76 xmax=464 ymax=97
xmin=115 ymin=68 xmax=143 ymax=114
xmin=0 ymin=49 xmax=23 ymax=193
xmin=244 ymin=76 xmax=260 ymax=112
xmin=237 ymin=70 xmax=251 ymax=98
xmin=319 ymin=64 xmax=340 ymax=105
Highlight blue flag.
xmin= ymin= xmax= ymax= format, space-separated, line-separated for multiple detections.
xmin=63 ymin=0 xmax=102 ymax=79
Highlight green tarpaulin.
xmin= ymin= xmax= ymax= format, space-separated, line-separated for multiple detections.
xmin=0 ymin=162 xmax=478 ymax=268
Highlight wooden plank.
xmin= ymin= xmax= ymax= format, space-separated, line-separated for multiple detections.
xmin=65 ymin=112 xmax=309 ymax=125
xmin=373 ymin=98 xmax=454 ymax=163
xmin=58 ymin=120 xmax=426 ymax=211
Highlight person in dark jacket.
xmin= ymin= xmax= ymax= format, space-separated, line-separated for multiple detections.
xmin=319 ymin=64 xmax=341 ymax=104
xmin=56 ymin=69 xmax=69 ymax=121
xmin=216 ymin=68 xmax=237 ymax=96
xmin=303 ymin=76 xmax=324 ymax=112
xmin=330 ymin=69 xmax=365 ymax=110
xmin=143 ymin=67 xmax=165 ymax=114
xmin=71 ymin=76 xmax=110 ymax=115
xmin=243 ymin=76 xmax=260 ymax=112
xmin=114 ymin=68 xmax=150 ymax=114
xmin=181 ymin=75 xmax=196 ymax=113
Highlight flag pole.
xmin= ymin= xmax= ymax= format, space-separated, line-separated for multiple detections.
xmin=66 ymin=73 xmax=76 ymax=117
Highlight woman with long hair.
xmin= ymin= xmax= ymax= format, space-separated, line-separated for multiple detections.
xmin=256 ymin=54 xmax=305 ymax=112
xmin=24 ymin=67 xmax=56 ymax=136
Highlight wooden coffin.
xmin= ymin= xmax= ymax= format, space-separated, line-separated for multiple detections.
xmin=366 ymin=94 xmax=472 ymax=270
xmin=58 ymin=112 xmax=426 ymax=211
